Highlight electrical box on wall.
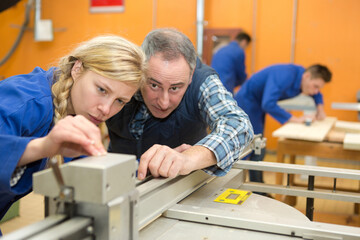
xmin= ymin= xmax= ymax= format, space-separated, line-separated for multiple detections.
xmin=34 ymin=19 xmax=53 ymax=42
xmin=34 ymin=0 xmax=53 ymax=42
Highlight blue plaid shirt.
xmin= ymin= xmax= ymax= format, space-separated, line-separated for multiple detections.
xmin=129 ymin=74 xmax=254 ymax=176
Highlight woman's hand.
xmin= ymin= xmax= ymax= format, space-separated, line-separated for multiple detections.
xmin=19 ymin=115 xmax=107 ymax=166
xmin=46 ymin=115 xmax=106 ymax=157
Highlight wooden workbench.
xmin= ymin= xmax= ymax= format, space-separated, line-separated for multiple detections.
xmin=276 ymin=138 xmax=360 ymax=185
xmin=275 ymin=137 xmax=360 ymax=212
xmin=272 ymin=118 xmax=360 ymax=216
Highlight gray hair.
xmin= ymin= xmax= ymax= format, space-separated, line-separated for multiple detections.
xmin=141 ymin=28 xmax=197 ymax=74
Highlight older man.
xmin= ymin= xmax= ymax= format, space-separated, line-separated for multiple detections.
xmin=106 ymin=28 xmax=254 ymax=180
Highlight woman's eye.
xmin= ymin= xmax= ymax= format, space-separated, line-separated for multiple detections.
xmin=98 ymin=87 xmax=106 ymax=93
xmin=117 ymin=99 xmax=124 ymax=104
xmin=151 ymin=83 xmax=158 ymax=89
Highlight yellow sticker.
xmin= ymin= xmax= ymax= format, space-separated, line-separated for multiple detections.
xmin=214 ymin=188 xmax=252 ymax=205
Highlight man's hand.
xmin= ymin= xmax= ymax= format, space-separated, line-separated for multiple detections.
xmin=288 ymin=115 xmax=315 ymax=124
xmin=137 ymin=144 xmax=217 ymax=180
xmin=137 ymin=144 xmax=194 ymax=180
xmin=315 ymin=104 xmax=326 ymax=120
xmin=173 ymin=143 xmax=192 ymax=153
xmin=288 ymin=115 xmax=306 ymax=123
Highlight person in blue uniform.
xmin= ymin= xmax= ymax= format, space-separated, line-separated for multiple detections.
xmin=211 ymin=32 xmax=251 ymax=94
xmin=234 ymin=64 xmax=332 ymax=183
xmin=106 ymin=28 xmax=254 ymax=181
xmin=0 ymin=35 xmax=146 ymax=231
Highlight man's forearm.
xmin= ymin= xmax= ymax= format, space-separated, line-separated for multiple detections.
xmin=182 ymin=145 xmax=217 ymax=172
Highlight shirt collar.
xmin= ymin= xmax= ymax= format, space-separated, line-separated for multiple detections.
xmin=134 ymin=91 xmax=144 ymax=102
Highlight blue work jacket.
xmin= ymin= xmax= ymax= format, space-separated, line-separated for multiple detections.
xmin=234 ymin=64 xmax=323 ymax=134
xmin=0 ymin=67 xmax=55 ymax=223
xmin=211 ymin=41 xmax=247 ymax=93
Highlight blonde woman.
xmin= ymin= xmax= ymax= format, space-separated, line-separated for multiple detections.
xmin=0 ymin=35 xmax=146 ymax=225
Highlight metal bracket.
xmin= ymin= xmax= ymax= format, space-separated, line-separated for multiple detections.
xmin=237 ymin=134 xmax=267 ymax=159
xmin=253 ymin=134 xmax=266 ymax=155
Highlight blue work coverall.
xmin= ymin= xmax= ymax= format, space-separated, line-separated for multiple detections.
xmin=0 ymin=67 xmax=55 ymax=229
xmin=211 ymin=41 xmax=247 ymax=93
xmin=235 ymin=64 xmax=323 ymax=135
xmin=234 ymin=64 xmax=323 ymax=183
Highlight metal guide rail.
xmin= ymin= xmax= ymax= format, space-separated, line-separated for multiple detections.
xmin=234 ymin=160 xmax=360 ymax=221
xmin=2 ymin=153 xmax=360 ymax=239
xmin=332 ymin=102 xmax=360 ymax=111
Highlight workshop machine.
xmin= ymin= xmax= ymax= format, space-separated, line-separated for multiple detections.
xmin=2 ymin=137 xmax=360 ymax=239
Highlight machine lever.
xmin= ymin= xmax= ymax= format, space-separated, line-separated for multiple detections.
xmin=50 ymin=157 xmax=65 ymax=190
xmin=49 ymin=157 xmax=76 ymax=217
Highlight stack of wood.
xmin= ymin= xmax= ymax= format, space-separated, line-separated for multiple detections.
xmin=272 ymin=117 xmax=360 ymax=151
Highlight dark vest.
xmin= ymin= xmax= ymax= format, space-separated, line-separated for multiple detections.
xmin=106 ymin=58 xmax=218 ymax=158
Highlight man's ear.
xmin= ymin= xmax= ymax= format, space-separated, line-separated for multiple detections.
xmin=303 ymin=71 xmax=311 ymax=80
xmin=71 ymin=60 xmax=83 ymax=81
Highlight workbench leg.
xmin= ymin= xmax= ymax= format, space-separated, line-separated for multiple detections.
xmin=275 ymin=152 xmax=286 ymax=185
xmin=355 ymin=204 xmax=359 ymax=215
xmin=355 ymin=181 xmax=360 ymax=215
xmin=283 ymin=155 xmax=297 ymax=207
xmin=289 ymin=155 xmax=296 ymax=165
xmin=275 ymin=151 xmax=285 ymax=201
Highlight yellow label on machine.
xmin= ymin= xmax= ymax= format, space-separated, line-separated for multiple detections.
xmin=213 ymin=188 xmax=251 ymax=205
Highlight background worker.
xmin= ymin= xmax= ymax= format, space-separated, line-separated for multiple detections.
xmin=0 ymin=35 xmax=146 ymax=228
xmin=106 ymin=28 xmax=254 ymax=180
xmin=211 ymin=32 xmax=251 ymax=94
xmin=234 ymin=64 xmax=332 ymax=183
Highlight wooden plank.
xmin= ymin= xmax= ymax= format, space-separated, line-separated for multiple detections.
xmin=276 ymin=138 xmax=360 ymax=162
xmin=325 ymin=129 xmax=346 ymax=143
xmin=272 ymin=117 xmax=337 ymax=142
xmin=334 ymin=120 xmax=360 ymax=133
xmin=344 ymin=133 xmax=360 ymax=151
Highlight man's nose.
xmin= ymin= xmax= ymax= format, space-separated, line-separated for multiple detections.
xmin=158 ymin=91 xmax=170 ymax=110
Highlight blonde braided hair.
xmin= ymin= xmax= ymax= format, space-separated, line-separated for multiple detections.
xmin=51 ymin=35 xmax=146 ymax=162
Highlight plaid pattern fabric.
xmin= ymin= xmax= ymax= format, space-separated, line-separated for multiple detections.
xmin=196 ymin=74 xmax=253 ymax=176
xmin=10 ymin=166 xmax=27 ymax=187
xmin=129 ymin=92 xmax=150 ymax=140
xmin=128 ymin=74 xmax=253 ymax=176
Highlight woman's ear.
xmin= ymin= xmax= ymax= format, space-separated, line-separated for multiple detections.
xmin=71 ymin=60 xmax=83 ymax=81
